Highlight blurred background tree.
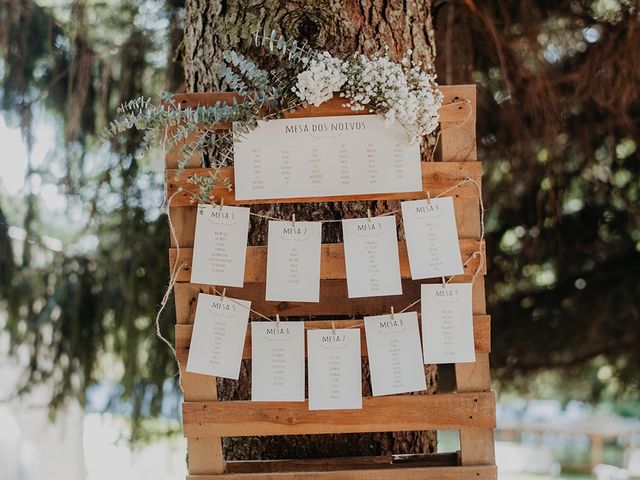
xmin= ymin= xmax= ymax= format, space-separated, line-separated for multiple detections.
xmin=0 ymin=0 xmax=639 ymax=441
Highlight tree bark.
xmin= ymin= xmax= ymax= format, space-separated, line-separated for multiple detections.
xmin=183 ymin=0 xmax=438 ymax=460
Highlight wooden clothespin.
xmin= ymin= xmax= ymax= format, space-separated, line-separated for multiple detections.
xmin=390 ymin=306 xmax=395 ymax=320
xmin=218 ymin=197 xmax=224 ymax=210
xmin=291 ymin=213 xmax=296 ymax=228
xmin=221 ymin=288 xmax=226 ymax=302
xmin=367 ymin=208 xmax=372 ymax=223
xmin=331 ymin=320 xmax=336 ymax=335
xmin=427 ymin=190 xmax=432 ymax=204
xmin=276 ymin=314 xmax=280 ymax=329
xmin=441 ymin=277 xmax=446 ymax=288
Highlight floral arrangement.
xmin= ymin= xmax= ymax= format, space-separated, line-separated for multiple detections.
xmin=293 ymin=50 xmax=442 ymax=142
xmin=108 ymin=31 xmax=443 ymax=202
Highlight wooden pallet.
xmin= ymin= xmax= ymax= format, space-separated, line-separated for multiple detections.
xmin=165 ymin=84 xmax=496 ymax=479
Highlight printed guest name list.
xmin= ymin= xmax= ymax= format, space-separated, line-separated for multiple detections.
xmin=233 ymin=114 xmax=422 ymax=200
xmin=191 ymin=204 xmax=250 ymax=287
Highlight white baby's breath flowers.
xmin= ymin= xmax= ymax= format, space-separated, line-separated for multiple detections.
xmin=292 ymin=52 xmax=346 ymax=107
xmin=341 ymin=51 xmax=443 ymax=143
xmin=292 ymin=49 xmax=442 ymax=143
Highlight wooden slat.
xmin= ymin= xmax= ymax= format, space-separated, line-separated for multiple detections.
xmin=224 ymin=452 xmax=459 ymax=474
xmin=174 ymin=315 xmax=490 ymax=364
xmin=173 ymin=276 xmax=487 ymax=323
xmin=169 ymin=197 xmax=482 ymax=248
xmin=440 ymin=85 xmax=477 ymax=162
xmin=188 ymin=437 xmax=224 ymax=475
xmin=188 ymin=464 xmax=496 ymax=480
xmin=441 ymin=121 xmax=477 ymax=163
xmin=166 ymin=162 xmax=481 ymax=206
xmin=166 ymin=85 xmax=475 ymax=135
xmin=181 ymin=285 xmax=224 ymax=475
xmin=182 ymin=392 xmax=495 ymax=437
xmin=169 ymin=239 xmax=486 ymax=283
xmin=443 ymin=111 xmax=496 ymax=468
xmin=170 ymin=86 xmax=475 ymax=122
xmin=456 ymin=353 xmax=496 ymax=467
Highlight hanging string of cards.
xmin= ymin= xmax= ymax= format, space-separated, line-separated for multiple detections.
xmin=181 ymin=113 xmax=482 ymax=411
xmin=186 ymin=195 xmax=479 ymax=410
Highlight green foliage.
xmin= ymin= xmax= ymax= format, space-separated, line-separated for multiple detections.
xmin=461 ymin=2 xmax=640 ymax=401
xmin=105 ymin=31 xmax=322 ymax=202
xmin=0 ymin=0 xmax=184 ymax=439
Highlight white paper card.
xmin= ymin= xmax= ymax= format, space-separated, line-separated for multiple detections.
xmin=251 ymin=321 xmax=305 ymax=402
xmin=342 ymin=216 xmax=402 ymax=298
xmin=266 ymin=221 xmax=322 ymax=302
xmin=364 ymin=312 xmax=427 ymax=396
xmin=191 ymin=204 xmax=250 ymax=287
xmin=421 ymin=283 xmax=475 ymax=364
xmin=307 ymin=329 xmax=362 ymax=410
xmin=186 ymin=293 xmax=250 ymax=379
xmin=233 ymin=114 xmax=422 ymax=200
xmin=401 ymin=197 xmax=464 ymax=279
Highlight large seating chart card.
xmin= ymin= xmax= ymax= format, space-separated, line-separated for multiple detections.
xmin=421 ymin=283 xmax=476 ymax=364
xmin=364 ymin=311 xmax=427 ymax=396
xmin=186 ymin=293 xmax=250 ymax=380
xmin=251 ymin=321 xmax=305 ymax=402
xmin=191 ymin=204 xmax=250 ymax=287
xmin=307 ymin=329 xmax=362 ymax=411
xmin=232 ymin=114 xmax=422 ymax=200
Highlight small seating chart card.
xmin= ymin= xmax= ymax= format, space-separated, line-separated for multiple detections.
xmin=342 ymin=216 xmax=403 ymax=298
xmin=401 ymin=197 xmax=464 ymax=279
xmin=233 ymin=114 xmax=422 ymax=201
xmin=307 ymin=329 xmax=362 ymax=410
xmin=251 ymin=321 xmax=305 ymax=402
xmin=364 ymin=311 xmax=427 ymax=396
xmin=186 ymin=293 xmax=250 ymax=379
xmin=191 ymin=204 xmax=250 ymax=287
xmin=266 ymin=221 xmax=322 ymax=302
xmin=421 ymin=283 xmax=475 ymax=364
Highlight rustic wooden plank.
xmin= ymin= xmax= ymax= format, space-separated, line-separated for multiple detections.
xmin=175 ymin=315 xmax=490 ymax=364
xmin=181 ymin=285 xmax=224 ymax=474
xmin=169 ymin=239 xmax=485 ymax=283
xmin=459 ymin=426 xmax=496 ymax=467
xmin=454 ymin=280 xmax=496 ymax=467
xmin=168 ymin=85 xmax=475 ymax=130
xmin=168 ymin=197 xmax=481 ymax=248
xmin=166 ymin=161 xmax=481 ymax=206
xmin=443 ymin=86 xmax=495 ymax=468
xmin=441 ymin=122 xmax=477 ymax=163
xmin=456 ymin=353 xmax=495 ymax=467
xmin=188 ymin=464 xmax=497 ymax=480
xmin=183 ymin=374 xmax=224 ymax=474
xmin=440 ymin=85 xmax=477 ymax=163
xmin=224 ymin=452 xmax=459 ymax=474
xmin=188 ymin=437 xmax=225 ymax=475
xmin=173 ymin=276 xmax=487 ymax=324
xmin=182 ymin=392 xmax=496 ymax=437
xmin=439 ymin=85 xmax=477 ymax=125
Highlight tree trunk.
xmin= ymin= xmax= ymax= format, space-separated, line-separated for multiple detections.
xmin=183 ymin=0 xmax=439 ymax=460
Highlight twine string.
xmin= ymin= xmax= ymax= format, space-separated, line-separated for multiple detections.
xmin=155 ymin=188 xmax=186 ymax=389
